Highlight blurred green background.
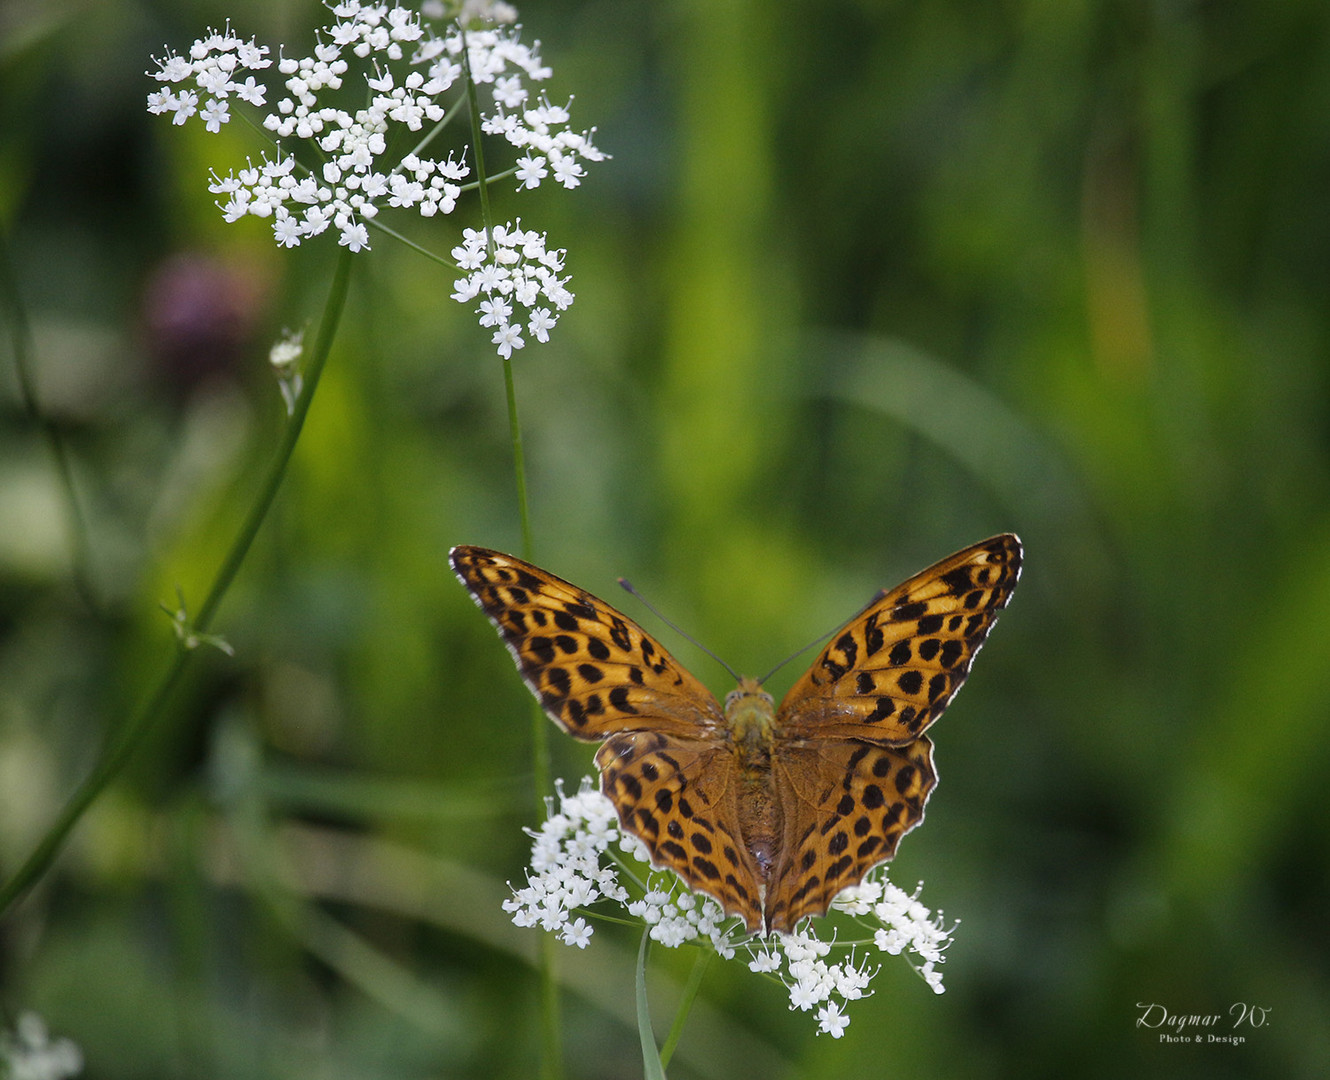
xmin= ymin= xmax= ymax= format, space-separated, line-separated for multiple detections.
xmin=2 ymin=0 xmax=1329 ymax=1076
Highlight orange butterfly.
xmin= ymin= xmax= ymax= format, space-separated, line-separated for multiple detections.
xmin=452 ymin=535 xmax=1021 ymax=934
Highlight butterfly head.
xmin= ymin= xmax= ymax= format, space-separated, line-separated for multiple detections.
xmin=722 ymin=676 xmax=776 ymax=747
xmin=724 ymin=676 xmax=772 ymax=710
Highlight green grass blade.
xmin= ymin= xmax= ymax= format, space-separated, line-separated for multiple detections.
xmin=636 ymin=930 xmax=668 ymax=1080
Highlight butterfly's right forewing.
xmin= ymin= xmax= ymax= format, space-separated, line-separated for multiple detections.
xmin=451 ymin=546 xmax=725 ymax=741
xmin=777 ymin=534 xmax=1021 ymax=745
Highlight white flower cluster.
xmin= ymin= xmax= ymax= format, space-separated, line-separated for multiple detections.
xmin=147 ymin=2 xmax=605 ymax=356
xmin=502 ymin=778 xmax=631 ymax=949
xmin=626 ymin=883 xmax=740 ymax=958
xmin=746 ymin=930 xmax=876 ymax=1039
xmin=450 ymin=222 xmax=573 ymax=358
xmin=832 ymin=877 xmax=956 ymax=992
xmin=146 ymin=23 xmax=271 ymax=133
xmin=147 ymin=2 xmax=603 ymax=250
xmin=0 ymin=1012 xmax=84 ymax=1080
xmin=506 ymin=777 xmax=957 ymax=1038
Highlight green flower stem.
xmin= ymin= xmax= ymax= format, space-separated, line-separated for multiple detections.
xmin=501 ymin=356 xmax=535 ymax=560
xmin=659 ymin=949 xmax=711 ymax=1069
xmin=0 ymin=228 xmax=99 ymax=612
xmin=366 ymin=219 xmax=458 ymax=268
xmin=456 ymin=19 xmax=543 ymax=813
xmin=195 ymin=249 xmax=351 ymax=629
xmin=460 ymin=26 xmax=496 ymax=250
xmin=538 ymin=932 xmax=563 ymax=1080
xmin=0 ymin=248 xmax=353 ymax=917
xmin=459 ymin=23 xmax=560 ymax=1079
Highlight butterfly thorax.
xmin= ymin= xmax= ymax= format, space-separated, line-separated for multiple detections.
xmin=723 ymin=677 xmax=777 ymax=753
xmin=723 ymin=677 xmax=781 ymax=880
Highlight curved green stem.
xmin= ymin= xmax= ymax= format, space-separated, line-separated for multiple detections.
xmin=659 ymin=948 xmax=710 ymax=1069
xmin=0 ymin=248 xmax=354 ymax=917
xmin=0 ymin=228 xmax=99 ymax=612
xmin=636 ymin=930 xmax=668 ymax=1080
xmin=195 ymin=250 xmax=351 ymax=631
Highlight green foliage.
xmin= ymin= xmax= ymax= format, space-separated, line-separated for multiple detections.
xmin=2 ymin=0 xmax=1328 ymax=1077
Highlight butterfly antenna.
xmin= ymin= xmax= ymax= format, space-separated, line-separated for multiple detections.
xmin=756 ymin=591 xmax=886 ymax=686
xmin=757 ymin=635 xmax=828 ymax=686
xmin=617 ymin=578 xmax=742 ymax=682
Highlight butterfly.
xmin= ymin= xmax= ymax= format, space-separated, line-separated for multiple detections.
xmin=451 ymin=535 xmax=1021 ymax=935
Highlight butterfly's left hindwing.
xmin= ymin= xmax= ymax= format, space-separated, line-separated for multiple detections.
xmin=451 ymin=546 xmax=725 ymax=740
xmin=596 ymin=731 xmax=765 ymax=932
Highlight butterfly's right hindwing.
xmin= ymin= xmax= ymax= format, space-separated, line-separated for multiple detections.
xmin=766 ymin=737 xmax=937 ymax=932
xmin=451 ymin=546 xmax=724 ymax=740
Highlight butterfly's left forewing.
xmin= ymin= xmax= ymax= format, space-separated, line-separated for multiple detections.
xmin=777 ymin=534 xmax=1021 ymax=745
xmin=451 ymin=546 xmax=725 ymax=740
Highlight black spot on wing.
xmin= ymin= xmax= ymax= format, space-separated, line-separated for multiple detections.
xmin=863 ymin=614 xmax=885 ymax=656
xmin=940 ymin=567 xmax=973 ymax=594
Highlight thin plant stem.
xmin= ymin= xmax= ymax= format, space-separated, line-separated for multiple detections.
xmin=636 ymin=930 xmax=669 ymax=1080
xmin=659 ymin=948 xmax=711 ymax=1069
xmin=458 ymin=19 xmax=542 ymax=804
xmin=461 ymin=27 xmax=496 ymax=253
xmin=0 ymin=228 xmax=99 ymax=612
xmin=460 ymin=25 xmax=559 ymax=1078
xmin=0 ymin=248 xmax=354 ymax=917
xmin=195 ymin=250 xmax=351 ymax=630
xmin=500 ymin=356 xmax=535 ymax=569
xmin=366 ymin=219 xmax=459 ymax=267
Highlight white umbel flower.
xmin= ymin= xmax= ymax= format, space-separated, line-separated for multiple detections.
xmin=508 ymin=776 xmax=958 ymax=1036
xmin=451 ymin=222 xmax=574 ymax=357
xmin=147 ymin=2 xmax=606 ymax=356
